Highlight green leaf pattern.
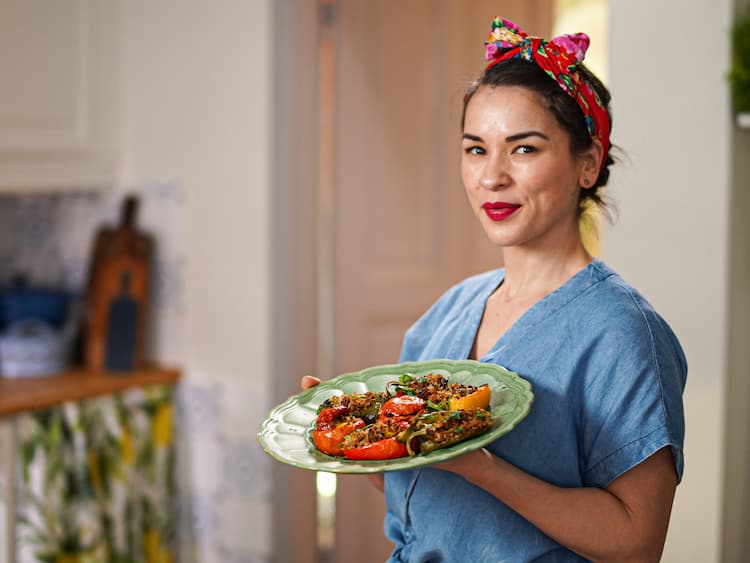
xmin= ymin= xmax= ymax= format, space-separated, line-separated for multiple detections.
xmin=15 ymin=385 xmax=176 ymax=563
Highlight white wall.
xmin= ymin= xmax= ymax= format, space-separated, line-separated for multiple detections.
xmin=117 ymin=2 xmax=273 ymax=561
xmin=606 ymin=1 xmax=732 ymax=561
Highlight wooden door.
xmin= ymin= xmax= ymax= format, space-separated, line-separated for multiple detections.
xmin=329 ymin=2 xmax=552 ymax=561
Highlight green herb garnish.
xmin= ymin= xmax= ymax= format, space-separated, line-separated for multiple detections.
xmin=426 ymin=399 xmax=448 ymax=411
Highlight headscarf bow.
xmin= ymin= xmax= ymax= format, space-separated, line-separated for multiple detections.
xmin=485 ymin=17 xmax=610 ymax=169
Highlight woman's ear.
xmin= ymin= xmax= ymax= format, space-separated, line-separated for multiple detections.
xmin=578 ymin=139 xmax=604 ymax=188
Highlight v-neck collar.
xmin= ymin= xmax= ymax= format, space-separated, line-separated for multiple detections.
xmin=457 ymin=259 xmax=609 ymax=361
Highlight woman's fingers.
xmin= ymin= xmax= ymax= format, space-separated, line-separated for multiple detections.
xmin=301 ymin=375 xmax=321 ymax=390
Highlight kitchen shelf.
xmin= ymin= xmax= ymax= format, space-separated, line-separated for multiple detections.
xmin=0 ymin=365 xmax=181 ymax=418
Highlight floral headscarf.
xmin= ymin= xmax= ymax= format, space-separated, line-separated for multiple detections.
xmin=484 ymin=17 xmax=611 ymax=169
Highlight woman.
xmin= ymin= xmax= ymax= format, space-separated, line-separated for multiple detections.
xmin=304 ymin=17 xmax=686 ymax=562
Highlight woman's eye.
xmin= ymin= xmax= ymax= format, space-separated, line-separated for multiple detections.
xmin=514 ymin=145 xmax=536 ymax=154
xmin=464 ymin=146 xmax=485 ymax=155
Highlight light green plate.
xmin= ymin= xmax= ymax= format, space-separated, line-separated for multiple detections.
xmin=257 ymin=359 xmax=534 ymax=474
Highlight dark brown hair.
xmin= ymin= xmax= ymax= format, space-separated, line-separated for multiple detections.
xmin=462 ymin=58 xmax=615 ymax=216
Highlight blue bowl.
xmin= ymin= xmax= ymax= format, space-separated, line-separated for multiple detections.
xmin=0 ymin=286 xmax=71 ymax=330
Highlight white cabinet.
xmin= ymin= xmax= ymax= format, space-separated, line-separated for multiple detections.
xmin=0 ymin=0 xmax=118 ymax=192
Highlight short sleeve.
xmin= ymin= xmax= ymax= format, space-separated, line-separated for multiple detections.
xmin=580 ymin=296 xmax=687 ymax=488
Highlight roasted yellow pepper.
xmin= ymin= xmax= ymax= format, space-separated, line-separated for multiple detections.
xmin=449 ymin=384 xmax=490 ymax=411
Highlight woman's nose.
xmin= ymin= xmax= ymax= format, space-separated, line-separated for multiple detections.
xmin=479 ymin=155 xmax=510 ymax=190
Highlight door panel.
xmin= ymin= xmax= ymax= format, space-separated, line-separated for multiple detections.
xmin=330 ymin=1 xmax=552 ymax=562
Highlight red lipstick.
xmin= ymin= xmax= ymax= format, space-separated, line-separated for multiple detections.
xmin=482 ymin=201 xmax=521 ymax=221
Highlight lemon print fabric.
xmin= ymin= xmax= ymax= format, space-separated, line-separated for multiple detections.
xmin=15 ymin=385 xmax=177 ymax=563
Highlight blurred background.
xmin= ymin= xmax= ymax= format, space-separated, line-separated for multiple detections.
xmin=0 ymin=0 xmax=747 ymax=562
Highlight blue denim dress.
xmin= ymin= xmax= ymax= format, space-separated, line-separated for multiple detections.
xmin=384 ymin=260 xmax=687 ymax=562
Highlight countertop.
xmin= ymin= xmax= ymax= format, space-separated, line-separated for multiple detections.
xmin=0 ymin=365 xmax=181 ymax=418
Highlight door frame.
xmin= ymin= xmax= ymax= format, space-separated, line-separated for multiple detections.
xmin=270 ymin=1 xmax=320 ymax=562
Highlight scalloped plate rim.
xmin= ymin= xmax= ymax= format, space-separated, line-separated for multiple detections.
xmin=257 ymin=359 xmax=534 ymax=474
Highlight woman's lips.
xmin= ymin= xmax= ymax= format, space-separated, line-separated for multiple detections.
xmin=482 ymin=201 xmax=521 ymax=221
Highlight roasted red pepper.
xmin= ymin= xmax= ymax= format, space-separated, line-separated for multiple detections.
xmin=316 ymin=405 xmax=349 ymax=427
xmin=379 ymin=395 xmax=426 ymax=428
xmin=313 ymin=407 xmax=364 ymax=456
xmin=342 ymin=437 xmax=408 ymax=460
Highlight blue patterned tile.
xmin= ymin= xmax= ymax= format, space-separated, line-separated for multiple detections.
xmin=176 ymin=491 xmax=220 ymax=546
xmin=177 ymin=383 xmax=221 ymax=436
xmin=221 ymin=441 xmax=271 ymax=499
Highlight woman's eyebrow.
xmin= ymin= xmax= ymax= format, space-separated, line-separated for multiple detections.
xmin=461 ymin=131 xmax=551 ymax=143
xmin=505 ymin=130 xmax=550 ymax=142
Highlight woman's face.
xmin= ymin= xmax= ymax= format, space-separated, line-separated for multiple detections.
xmin=461 ymin=84 xmax=596 ymax=252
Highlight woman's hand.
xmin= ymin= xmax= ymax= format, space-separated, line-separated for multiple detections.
xmin=301 ymin=375 xmax=321 ymax=389
xmin=434 ymin=447 xmax=494 ymax=477
xmin=300 ymin=374 xmax=384 ymax=493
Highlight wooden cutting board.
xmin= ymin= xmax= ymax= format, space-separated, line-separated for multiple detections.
xmin=84 ymin=195 xmax=154 ymax=372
